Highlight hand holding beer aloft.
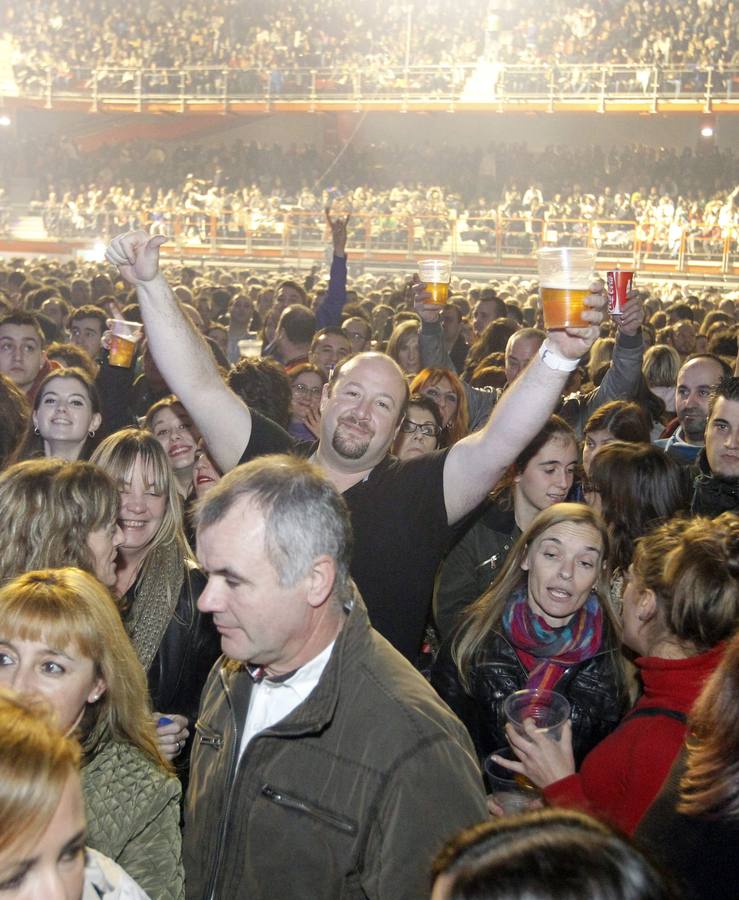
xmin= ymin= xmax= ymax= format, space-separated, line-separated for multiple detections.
xmin=409 ymin=275 xmax=442 ymax=323
xmin=105 ymin=230 xmax=168 ymax=286
xmin=545 ymin=279 xmax=605 ymax=360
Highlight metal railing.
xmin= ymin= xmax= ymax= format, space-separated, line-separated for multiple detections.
xmin=6 ymin=63 xmax=739 ymax=109
xmin=4 ymin=205 xmax=738 ymax=275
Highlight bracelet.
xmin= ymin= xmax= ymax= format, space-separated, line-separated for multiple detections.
xmin=538 ymin=340 xmax=580 ymax=373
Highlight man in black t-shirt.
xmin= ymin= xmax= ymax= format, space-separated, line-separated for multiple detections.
xmin=106 ymin=230 xmax=606 ymax=661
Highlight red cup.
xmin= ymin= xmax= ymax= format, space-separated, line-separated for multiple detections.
xmin=606 ymin=270 xmax=633 ymax=318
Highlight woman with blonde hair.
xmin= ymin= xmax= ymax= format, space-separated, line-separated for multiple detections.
xmin=432 ymin=503 xmax=627 ymax=766
xmin=0 ymin=568 xmax=183 ymax=899
xmin=499 ymin=515 xmax=736 ymax=835
xmin=90 ymin=428 xmax=219 ymax=761
xmin=145 ymin=395 xmax=200 ymax=498
xmin=0 ymin=458 xmax=122 ymax=590
xmin=386 ymin=319 xmax=421 ymax=376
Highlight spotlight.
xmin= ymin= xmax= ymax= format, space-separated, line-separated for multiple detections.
xmin=700 ymin=124 xmax=714 ymax=138
xmin=0 ymin=116 xmax=11 ymax=128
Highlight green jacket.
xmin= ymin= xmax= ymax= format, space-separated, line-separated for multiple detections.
xmin=82 ymin=739 xmax=184 ymax=900
xmin=184 ymin=592 xmax=488 ymax=899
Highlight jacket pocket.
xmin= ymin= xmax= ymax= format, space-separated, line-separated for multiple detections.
xmin=261 ymin=784 xmax=358 ymax=836
xmin=194 ymin=719 xmax=225 ymax=750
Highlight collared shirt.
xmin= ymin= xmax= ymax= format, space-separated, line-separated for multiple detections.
xmin=238 ymin=641 xmax=335 ymax=759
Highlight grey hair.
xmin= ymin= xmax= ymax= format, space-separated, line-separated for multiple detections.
xmin=194 ymin=455 xmax=353 ymax=599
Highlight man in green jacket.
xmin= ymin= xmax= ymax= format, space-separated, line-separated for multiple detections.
xmin=184 ymin=454 xmax=488 ymax=899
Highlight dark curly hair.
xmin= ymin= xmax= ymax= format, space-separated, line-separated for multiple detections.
xmin=227 ymin=357 xmax=292 ymax=429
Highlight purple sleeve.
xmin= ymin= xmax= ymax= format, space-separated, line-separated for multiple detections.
xmin=315 ymin=254 xmax=347 ymax=329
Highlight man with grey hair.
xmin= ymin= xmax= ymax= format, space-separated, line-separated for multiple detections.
xmin=185 ymin=454 xmax=488 ymax=900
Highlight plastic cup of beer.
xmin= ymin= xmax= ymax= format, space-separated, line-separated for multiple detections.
xmin=107 ymin=319 xmax=141 ymax=368
xmin=418 ymin=258 xmax=451 ymax=306
xmin=537 ymin=247 xmax=596 ymax=330
xmin=503 ymin=689 xmax=571 ymax=742
xmin=484 ymin=746 xmax=541 ymax=815
xmin=238 ymin=334 xmax=262 ymax=359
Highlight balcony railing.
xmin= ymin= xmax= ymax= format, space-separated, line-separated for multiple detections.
xmin=6 ymin=63 xmax=739 ymax=110
xmin=4 ymin=205 xmax=738 ymax=277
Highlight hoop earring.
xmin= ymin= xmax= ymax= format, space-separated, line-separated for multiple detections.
xmin=89 ymin=429 xmax=96 ymax=438
xmin=34 ymin=427 xmax=40 ymax=435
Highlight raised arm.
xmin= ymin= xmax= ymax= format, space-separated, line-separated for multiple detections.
xmin=105 ymin=231 xmax=251 ymax=472
xmin=314 ymin=210 xmax=349 ymax=328
xmin=442 ymin=285 xmax=605 ymax=525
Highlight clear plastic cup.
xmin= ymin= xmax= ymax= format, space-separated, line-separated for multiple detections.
xmin=238 ymin=334 xmax=262 ymax=359
xmin=484 ymin=746 xmax=541 ymax=815
xmin=503 ymin=689 xmax=571 ymax=741
xmin=418 ymin=258 xmax=451 ymax=306
xmin=537 ymin=247 xmax=596 ymax=329
xmin=107 ymin=319 xmax=142 ymax=368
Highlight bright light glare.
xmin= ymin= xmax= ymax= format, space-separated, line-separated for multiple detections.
xmin=78 ymin=241 xmax=108 ymax=263
xmin=0 ymin=116 xmax=10 ymax=127
xmin=700 ymin=124 xmax=714 ymax=138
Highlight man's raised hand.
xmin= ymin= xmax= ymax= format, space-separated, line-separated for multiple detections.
xmin=106 ymin=230 xmax=168 ymax=286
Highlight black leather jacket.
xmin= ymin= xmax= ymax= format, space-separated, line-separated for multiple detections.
xmin=690 ymin=449 xmax=739 ymax=517
xmin=137 ymin=562 xmax=221 ymax=727
xmin=431 ymin=622 xmax=627 ymax=767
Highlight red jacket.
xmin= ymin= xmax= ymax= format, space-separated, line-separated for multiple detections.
xmin=543 ymin=643 xmax=725 ymax=834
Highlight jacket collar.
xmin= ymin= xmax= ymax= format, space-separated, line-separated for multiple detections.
xmin=220 ymin=584 xmax=369 ymax=738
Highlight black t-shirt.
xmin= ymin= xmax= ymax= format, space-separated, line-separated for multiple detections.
xmin=239 ymin=410 xmax=453 ymax=661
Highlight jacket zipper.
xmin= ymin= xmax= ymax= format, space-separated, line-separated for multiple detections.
xmin=261 ymin=784 xmax=358 ymax=835
xmin=204 ymin=669 xmax=240 ymax=900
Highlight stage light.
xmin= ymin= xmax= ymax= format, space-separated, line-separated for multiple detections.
xmin=0 ymin=116 xmax=11 ymax=127
xmin=700 ymin=124 xmax=714 ymax=138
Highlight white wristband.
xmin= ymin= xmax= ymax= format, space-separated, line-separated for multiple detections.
xmin=538 ymin=340 xmax=580 ymax=373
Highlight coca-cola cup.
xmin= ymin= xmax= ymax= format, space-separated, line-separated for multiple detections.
xmin=606 ymin=270 xmax=634 ymax=319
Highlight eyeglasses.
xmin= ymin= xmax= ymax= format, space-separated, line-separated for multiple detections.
xmin=291 ymin=383 xmax=322 ymax=397
xmin=401 ymin=420 xmax=441 ymax=437
xmin=344 ymin=330 xmax=368 ymax=343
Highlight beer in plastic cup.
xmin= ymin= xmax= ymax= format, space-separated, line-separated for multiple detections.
xmin=484 ymin=746 xmax=541 ymax=815
xmin=537 ymin=247 xmax=596 ymax=330
xmin=503 ymin=689 xmax=571 ymax=741
xmin=107 ymin=319 xmax=141 ymax=368
xmin=238 ymin=334 xmax=262 ymax=359
xmin=418 ymin=259 xmax=451 ymax=306
xmin=606 ymin=270 xmax=634 ymax=319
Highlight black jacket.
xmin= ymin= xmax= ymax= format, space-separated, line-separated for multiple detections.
xmin=690 ymin=449 xmax=739 ymax=517
xmin=431 ymin=622 xmax=627 ymax=767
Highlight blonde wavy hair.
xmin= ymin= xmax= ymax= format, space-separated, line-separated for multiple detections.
xmin=0 ymin=568 xmax=169 ymax=771
xmin=452 ymin=503 xmax=616 ymax=694
xmin=0 ymin=459 xmax=119 ymax=585
xmin=0 ymin=688 xmax=80 ymax=855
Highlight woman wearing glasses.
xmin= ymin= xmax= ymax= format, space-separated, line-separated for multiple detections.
xmin=288 ymin=363 xmax=327 ymax=441
xmin=393 ymin=394 xmax=444 ymax=460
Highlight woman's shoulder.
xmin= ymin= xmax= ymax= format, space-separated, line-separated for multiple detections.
xmin=84 ymin=740 xmax=179 ymax=800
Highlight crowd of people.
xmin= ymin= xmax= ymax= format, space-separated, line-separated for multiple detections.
xmin=1 ymin=136 xmax=736 ymax=260
xmin=4 ymin=0 xmax=739 ymax=97
xmin=0 ymin=209 xmax=738 ymax=897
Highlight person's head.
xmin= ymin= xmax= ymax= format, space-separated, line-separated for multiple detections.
xmin=472 ymin=295 xmax=506 ymax=338
xmin=288 ymin=363 xmax=326 ymax=425
xmin=195 ymin=455 xmax=353 ymax=674
xmin=392 ymin=393 xmax=443 ymax=461
xmin=227 ymin=292 xmax=253 ymax=329
xmin=192 ymin=443 xmax=222 ymax=500
xmin=582 ymin=401 xmax=651 ymax=476
xmin=274 ymin=279 xmax=307 ymax=310
xmin=587 ymin=337 xmax=615 ymax=383
xmin=493 ymin=416 xmax=578 ymax=523
xmin=275 ymin=304 xmax=316 ymax=356
xmin=409 ymin=368 xmax=469 ymax=446
xmin=0 ymin=460 xmax=121 ymax=589
xmin=309 ymin=327 xmax=351 ymax=377
xmin=385 ymin=320 xmax=420 ymax=376
xmin=0 ymin=312 xmax=46 ymax=393
xmin=145 ymin=396 xmax=200 ymax=475
xmin=45 ymin=342 xmax=98 ymax=381
xmin=319 ymin=352 xmax=409 ymax=473
xmin=206 ymin=323 xmax=228 ymax=358
xmin=642 ymin=343 xmax=681 ymax=389
xmin=39 ymin=296 xmax=72 ymax=331
xmin=454 ymin=504 xmax=610 ymax=685
xmin=32 ymin=369 xmax=102 ymax=461
xmin=0 ymin=374 xmax=29 ymax=472
xmin=504 ymin=328 xmax=545 ymax=384
xmin=0 ymin=689 xmax=86 ymax=899
xmin=588 ymin=442 xmax=688 ymax=574
xmin=68 ymin=305 xmax=107 ymax=361
xmin=672 ymin=319 xmax=697 ymax=356
xmin=431 ymin=809 xmax=674 ymax=900
xmin=0 ymin=568 xmax=166 ymax=765
xmin=623 ymin=514 xmax=739 ymax=659
xmin=341 ymin=316 xmax=372 ymax=353
xmin=90 ymin=429 xmax=184 ymax=564
xmin=227 ymin=357 xmax=292 ymax=430
xmin=675 ymin=354 xmax=727 ymax=444
xmin=705 ymin=376 xmax=739 ymax=478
